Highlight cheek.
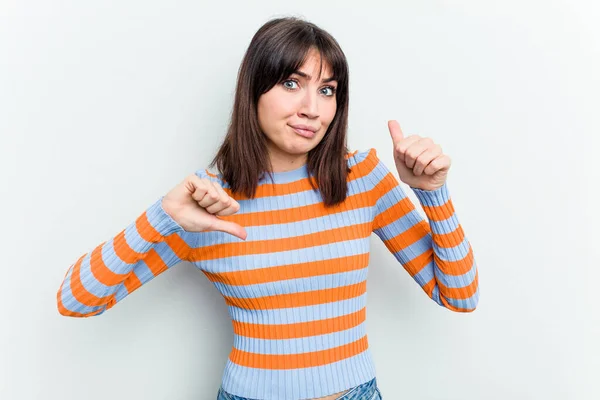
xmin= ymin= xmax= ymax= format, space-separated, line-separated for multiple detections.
xmin=324 ymin=102 xmax=337 ymax=124
xmin=265 ymin=100 xmax=296 ymax=122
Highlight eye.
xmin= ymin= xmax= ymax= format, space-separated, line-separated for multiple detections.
xmin=321 ymin=86 xmax=337 ymax=97
xmin=282 ymin=79 xmax=337 ymax=97
xmin=282 ymin=79 xmax=299 ymax=90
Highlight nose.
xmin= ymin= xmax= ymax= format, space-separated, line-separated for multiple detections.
xmin=298 ymin=89 xmax=319 ymax=119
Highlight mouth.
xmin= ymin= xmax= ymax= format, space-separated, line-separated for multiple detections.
xmin=288 ymin=125 xmax=317 ymax=138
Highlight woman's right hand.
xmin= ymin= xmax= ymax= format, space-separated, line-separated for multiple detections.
xmin=161 ymin=174 xmax=247 ymax=240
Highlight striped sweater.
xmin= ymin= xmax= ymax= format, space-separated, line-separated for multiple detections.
xmin=57 ymin=148 xmax=479 ymax=400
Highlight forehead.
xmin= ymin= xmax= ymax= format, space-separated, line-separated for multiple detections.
xmin=295 ymin=51 xmax=335 ymax=81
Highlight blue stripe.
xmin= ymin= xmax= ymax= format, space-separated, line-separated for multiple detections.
xmin=197 ymin=238 xmax=370 ymax=273
xmin=76 ymin=251 xmax=115 ymax=297
xmin=221 ymin=175 xmax=374 ymax=211
xmin=233 ymin=323 xmax=367 ymax=355
xmin=222 ymin=347 xmax=376 ymax=400
xmin=60 ymin=266 xmax=106 ymax=315
xmin=429 ymin=213 xmax=462 ymax=235
xmin=123 ymin=221 xmax=153 ymax=253
xmin=196 ymin=205 xmax=374 ymax=247
xmin=413 ymin=259 xmax=477 ymax=289
xmin=376 ymin=231 xmax=470 ymax=264
xmin=444 ymin=287 xmax=479 ymax=310
xmin=228 ymin=295 xmax=367 ymax=324
xmin=215 ymin=268 xmax=368 ymax=299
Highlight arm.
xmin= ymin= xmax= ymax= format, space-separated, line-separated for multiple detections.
xmin=361 ymin=148 xmax=479 ymax=312
xmin=56 ymin=196 xmax=196 ymax=317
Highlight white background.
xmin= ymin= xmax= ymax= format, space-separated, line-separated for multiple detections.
xmin=1 ymin=1 xmax=598 ymax=399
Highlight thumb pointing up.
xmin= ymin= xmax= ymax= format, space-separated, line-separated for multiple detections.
xmin=388 ymin=120 xmax=405 ymax=146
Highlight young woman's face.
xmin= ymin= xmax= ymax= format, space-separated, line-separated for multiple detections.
xmin=257 ymin=49 xmax=338 ymax=171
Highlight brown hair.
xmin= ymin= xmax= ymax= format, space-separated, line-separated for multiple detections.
xmin=208 ymin=16 xmax=351 ymax=207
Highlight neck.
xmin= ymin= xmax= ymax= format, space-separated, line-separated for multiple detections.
xmin=267 ymin=149 xmax=308 ymax=173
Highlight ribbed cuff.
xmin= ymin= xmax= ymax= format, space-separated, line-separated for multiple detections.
xmin=145 ymin=197 xmax=185 ymax=238
xmin=411 ymin=182 xmax=450 ymax=207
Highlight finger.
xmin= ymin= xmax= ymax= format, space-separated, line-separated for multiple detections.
xmin=187 ymin=176 xmax=214 ymax=204
xmin=387 ymin=120 xmax=405 ymax=147
xmin=209 ymin=183 xmax=240 ymax=216
xmin=203 ymin=182 xmax=229 ymax=214
xmin=394 ymin=135 xmax=420 ymax=162
xmin=211 ymin=218 xmax=248 ymax=240
xmin=413 ymin=145 xmax=442 ymax=176
xmin=423 ymin=154 xmax=451 ymax=176
xmin=194 ymin=180 xmax=222 ymax=209
xmin=403 ymin=137 xmax=432 ymax=168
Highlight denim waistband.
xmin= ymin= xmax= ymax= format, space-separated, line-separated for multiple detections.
xmin=217 ymin=377 xmax=380 ymax=400
xmin=336 ymin=377 xmax=379 ymax=399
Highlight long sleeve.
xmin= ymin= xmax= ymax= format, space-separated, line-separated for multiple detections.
xmin=361 ymin=148 xmax=479 ymax=312
xmin=56 ymin=196 xmax=197 ymax=317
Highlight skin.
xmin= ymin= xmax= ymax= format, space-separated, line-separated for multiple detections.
xmin=256 ymin=49 xmax=348 ymax=399
xmin=257 ymin=48 xmax=338 ymax=173
xmin=388 ymin=119 xmax=451 ymax=191
xmin=252 ymin=50 xmax=452 ymax=400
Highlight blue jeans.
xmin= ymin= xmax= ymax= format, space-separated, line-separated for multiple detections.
xmin=217 ymin=377 xmax=382 ymax=400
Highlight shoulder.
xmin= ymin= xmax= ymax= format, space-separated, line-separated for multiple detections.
xmin=346 ymin=147 xmax=380 ymax=169
xmin=194 ymin=167 xmax=228 ymax=187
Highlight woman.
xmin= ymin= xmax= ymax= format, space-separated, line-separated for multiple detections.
xmin=57 ymin=16 xmax=479 ymax=400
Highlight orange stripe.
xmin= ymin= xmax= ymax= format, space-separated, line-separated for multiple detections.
xmin=421 ymin=279 xmax=436 ymax=298
xmin=143 ymin=248 xmax=169 ymax=276
xmin=398 ymin=243 xmax=475 ymax=279
xmin=111 ymin=210 xmax=193 ymax=265
xmin=437 ymin=269 xmax=479 ymax=300
xmin=346 ymin=150 xmax=359 ymax=159
xmin=224 ymin=151 xmax=373 ymax=200
xmin=229 ymin=335 xmax=369 ymax=369
xmin=57 ymin=264 xmax=109 ymax=317
xmin=232 ymin=308 xmax=366 ymax=340
xmin=136 ymin=210 xmax=166 ymax=243
xmin=419 ymin=265 xmax=477 ymax=302
xmin=215 ymin=185 xmax=375 ymax=230
xmin=373 ymin=195 xmax=418 ymax=231
xmin=378 ymin=219 xmax=430 ymax=262
xmin=401 ymin=248 xmax=433 ymax=277
xmin=433 ymin=246 xmax=476 ymax=276
xmin=377 ymin=207 xmax=467 ymax=251
xmin=164 ymin=234 xmax=193 ymax=260
xmin=113 ymin=230 xmax=144 ymax=264
xmin=89 ymin=244 xmax=129 ymax=286
xmin=122 ymin=272 xmax=142 ymax=295
xmin=432 ymin=224 xmax=465 ymax=248
xmin=206 ymin=150 xmax=364 ymax=183
xmin=203 ymin=253 xmax=369 ymax=286
xmin=61 ymin=220 xmax=192 ymax=315
xmin=224 ymin=281 xmax=366 ymax=310
xmin=421 ymin=201 xmax=455 ymax=222
xmin=193 ymin=221 xmax=371 ymax=262
xmin=69 ymin=253 xmax=117 ymax=307
xmin=57 ymin=292 xmax=104 ymax=317
xmin=439 ymin=295 xmax=476 ymax=312
xmin=421 ymin=271 xmax=478 ymax=301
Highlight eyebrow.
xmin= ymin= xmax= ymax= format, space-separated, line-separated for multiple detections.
xmin=293 ymin=70 xmax=337 ymax=83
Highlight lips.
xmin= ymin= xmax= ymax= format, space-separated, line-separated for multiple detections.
xmin=289 ymin=124 xmax=318 ymax=139
xmin=289 ymin=124 xmax=317 ymax=132
xmin=289 ymin=125 xmax=316 ymax=138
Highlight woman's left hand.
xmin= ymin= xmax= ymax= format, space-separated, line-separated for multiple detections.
xmin=387 ymin=120 xmax=451 ymax=191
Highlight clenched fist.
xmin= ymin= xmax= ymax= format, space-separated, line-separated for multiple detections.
xmin=161 ymin=174 xmax=247 ymax=240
